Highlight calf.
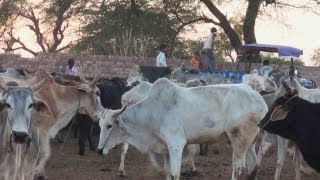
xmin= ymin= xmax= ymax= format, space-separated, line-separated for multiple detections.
xmin=0 ymin=78 xmax=51 ymax=180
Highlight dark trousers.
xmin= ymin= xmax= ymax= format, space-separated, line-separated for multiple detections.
xmin=203 ymin=48 xmax=216 ymax=71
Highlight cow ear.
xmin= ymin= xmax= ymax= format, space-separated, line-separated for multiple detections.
xmin=270 ymin=106 xmax=289 ymax=121
xmin=33 ymin=99 xmax=52 ymax=117
xmin=75 ymin=84 xmax=91 ymax=93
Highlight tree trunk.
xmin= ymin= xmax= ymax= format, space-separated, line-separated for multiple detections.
xmin=243 ymin=0 xmax=262 ymax=44
xmin=200 ymin=0 xmax=242 ymax=52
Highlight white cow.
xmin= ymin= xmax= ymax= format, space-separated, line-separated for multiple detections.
xmin=113 ymin=79 xmax=206 ymax=176
xmin=0 ymin=78 xmax=51 ymax=180
xmin=258 ymin=78 xmax=320 ymax=180
xmin=98 ymin=78 xmax=268 ymax=180
xmin=242 ymin=69 xmax=277 ymax=93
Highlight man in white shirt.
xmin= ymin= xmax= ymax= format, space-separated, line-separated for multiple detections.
xmin=202 ymin=27 xmax=217 ymax=71
xmin=65 ymin=58 xmax=79 ymax=76
xmin=156 ymin=44 xmax=168 ymax=67
xmin=259 ymin=60 xmax=273 ymax=76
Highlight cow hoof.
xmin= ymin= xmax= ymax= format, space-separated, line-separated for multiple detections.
xmin=34 ymin=174 xmax=48 ymax=180
xmin=118 ymin=171 xmax=127 ymax=177
xmin=90 ymin=145 xmax=96 ymax=151
xmin=181 ymin=170 xmax=198 ymax=177
xmin=78 ymin=150 xmax=85 ymax=156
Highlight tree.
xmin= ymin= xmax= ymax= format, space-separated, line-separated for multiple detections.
xmin=2 ymin=0 xmax=90 ymax=56
xmin=200 ymin=0 xmax=320 ymax=52
xmin=311 ymin=48 xmax=320 ymax=66
xmin=71 ymin=0 xmax=214 ymax=58
xmin=0 ymin=0 xmax=24 ymax=26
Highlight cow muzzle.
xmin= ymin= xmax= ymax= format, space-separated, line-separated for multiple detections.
xmin=12 ymin=131 xmax=29 ymax=144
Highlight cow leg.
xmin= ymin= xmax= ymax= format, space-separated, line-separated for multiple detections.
xmin=292 ymin=146 xmax=301 ymax=180
xmin=78 ymin=115 xmax=93 ymax=156
xmin=163 ymin=154 xmax=171 ymax=180
xmin=168 ymin=142 xmax=186 ymax=180
xmin=118 ymin=143 xmax=129 ymax=176
xmin=274 ymin=137 xmax=288 ymax=180
xmin=186 ymin=144 xmax=197 ymax=173
xmin=88 ymin=122 xmax=95 ymax=151
xmin=246 ymin=140 xmax=258 ymax=180
xmin=257 ymin=133 xmax=274 ymax=165
xmin=35 ymin=133 xmax=50 ymax=180
xmin=149 ymin=152 xmax=161 ymax=171
xmin=78 ymin=115 xmax=86 ymax=155
xmin=227 ymin=123 xmax=259 ymax=180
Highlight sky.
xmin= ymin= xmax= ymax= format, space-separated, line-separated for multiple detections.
xmin=189 ymin=1 xmax=320 ymax=66
xmin=14 ymin=0 xmax=320 ymax=66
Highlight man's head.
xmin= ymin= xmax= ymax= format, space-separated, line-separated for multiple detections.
xmin=68 ymin=58 xmax=75 ymax=69
xmin=211 ymin=27 xmax=217 ymax=33
xmin=263 ymin=60 xmax=270 ymax=66
xmin=159 ymin=44 xmax=168 ymax=53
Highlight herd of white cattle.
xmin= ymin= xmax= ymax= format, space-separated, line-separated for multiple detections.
xmin=0 ymin=66 xmax=318 ymax=180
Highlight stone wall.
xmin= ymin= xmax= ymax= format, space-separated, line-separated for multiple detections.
xmin=0 ymin=53 xmax=319 ymax=86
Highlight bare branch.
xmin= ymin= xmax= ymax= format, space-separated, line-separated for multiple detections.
xmin=19 ymin=6 xmax=47 ymax=52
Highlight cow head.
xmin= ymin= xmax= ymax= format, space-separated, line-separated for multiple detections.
xmin=269 ymin=90 xmax=298 ymax=121
xmin=259 ymin=79 xmax=298 ymax=129
xmin=242 ymin=69 xmax=277 ymax=93
xmin=98 ymin=106 xmax=127 ymax=155
xmin=0 ymin=78 xmax=51 ymax=144
xmin=74 ymin=65 xmax=104 ymax=121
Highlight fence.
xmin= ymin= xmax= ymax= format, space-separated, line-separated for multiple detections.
xmin=0 ymin=53 xmax=319 ymax=85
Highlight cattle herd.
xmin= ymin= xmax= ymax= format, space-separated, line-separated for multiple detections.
xmin=0 ymin=64 xmax=319 ymax=180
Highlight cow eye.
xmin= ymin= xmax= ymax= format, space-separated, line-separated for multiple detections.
xmin=28 ymin=104 xmax=33 ymax=109
xmin=6 ymin=104 xmax=11 ymax=109
xmin=106 ymin=125 xmax=112 ymax=129
xmin=96 ymin=91 xmax=100 ymax=96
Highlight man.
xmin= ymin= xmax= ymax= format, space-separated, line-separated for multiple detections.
xmin=65 ymin=58 xmax=79 ymax=76
xmin=259 ymin=60 xmax=273 ymax=76
xmin=156 ymin=44 xmax=168 ymax=67
xmin=203 ymin=27 xmax=217 ymax=71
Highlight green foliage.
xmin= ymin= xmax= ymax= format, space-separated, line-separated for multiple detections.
xmin=71 ymin=2 xmax=176 ymax=57
xmin=215 ymin=16 xmax=244 ymax=62
xmin=0 ymin=0 xmax=24 ymax=26
xmin=173 ymin=39 xmax=203 ymax=59
xmin=71 ymin=0 xmax=206 ymax=59
xmin=261 ymin=55 xmax=305 ymax=66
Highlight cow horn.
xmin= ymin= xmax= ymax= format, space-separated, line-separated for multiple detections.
xmin=31 ymin=78 xmax=47 ymax=92
xmin=112 ymin=105 xmax=127 ymax=117
xmin=79 ymin=65 xmax=90 ymax=84
xmin=90 ymin=64 xmax=100 ymax=85
xmin=0 ymin=78 xmax=8 ymax=92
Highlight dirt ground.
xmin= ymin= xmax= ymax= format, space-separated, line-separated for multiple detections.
xmin=46 ymin=135 xmax=319 ymax=180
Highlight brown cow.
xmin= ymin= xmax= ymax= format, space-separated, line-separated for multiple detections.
xmin=3 ymin=68 xmax=104 ymax=179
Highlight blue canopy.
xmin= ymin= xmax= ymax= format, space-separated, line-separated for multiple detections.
xmin=238 ymin=43 xmax=303 ymax=58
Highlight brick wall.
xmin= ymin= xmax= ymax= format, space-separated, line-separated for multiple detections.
xmin=0 ymin=53 xmax=319 ymax=86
